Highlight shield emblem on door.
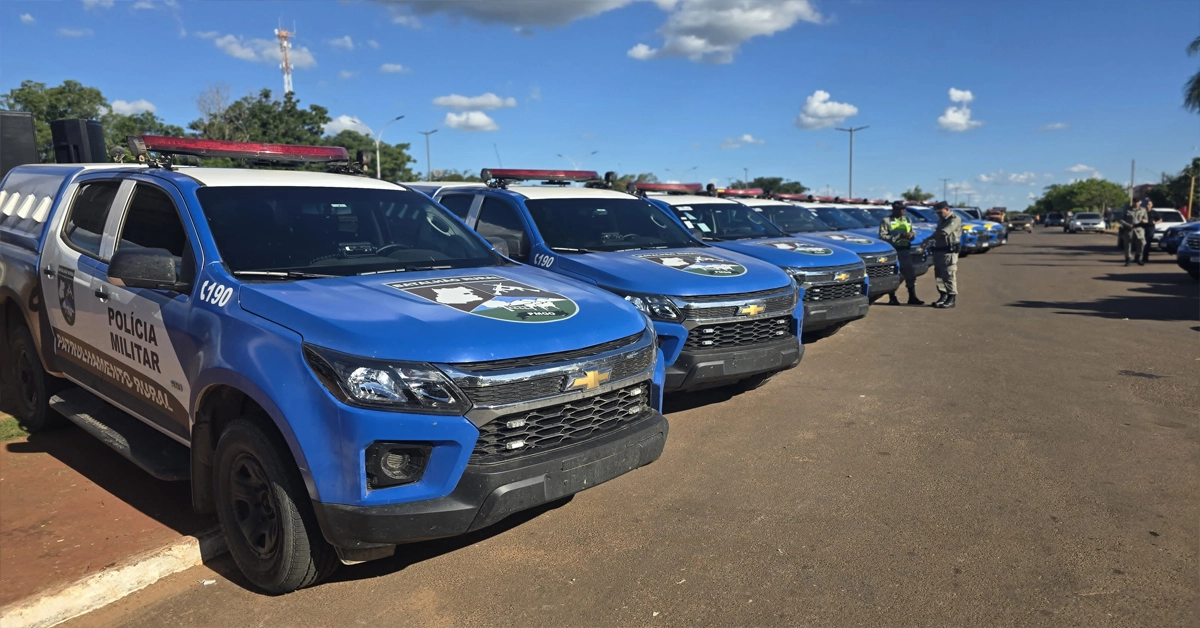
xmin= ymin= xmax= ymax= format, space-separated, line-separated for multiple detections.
xmin=57 ymin=267 xmax=76 ymax=327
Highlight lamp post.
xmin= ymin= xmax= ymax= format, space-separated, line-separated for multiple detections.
xmin=418 ymin=129 xmax=437 ymax=181
xmin=374 ymin=114 xmax=404 ymax=180
xmin=664 ymin=166 xmax=697 ymax=181
xmin=556 ymin=151 xmax=598 ymax=170
xmin=835 ymin=125 xmax=868 ymax=198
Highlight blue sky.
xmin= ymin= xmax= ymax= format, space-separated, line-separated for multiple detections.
xmin=3 ymin=0 xmax=1197 ymax=209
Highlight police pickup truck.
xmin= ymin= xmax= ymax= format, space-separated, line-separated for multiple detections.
xmin=637 ymin=184 xmax=870 ymax=338
xmin=410 ymin=170 xmax=801 ymax=393
xmin=0 ymin=137 xmax=668 ymax=593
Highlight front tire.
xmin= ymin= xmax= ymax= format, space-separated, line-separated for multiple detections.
xmin=736 ymin=372 xmax=776 ymax=392
xmin=10 ymin=325 xmax=65 ymax=433
xmin=214 ymin=417 xmax=338 ymax=594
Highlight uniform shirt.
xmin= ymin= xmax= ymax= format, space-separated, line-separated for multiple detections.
xmin=878 ymin=215 xmax=914 ymax=249
xmin=932 ymin=212 xmax=962 ymax=250
xmin=1122 ymin=207 xmax=1148 ymax=231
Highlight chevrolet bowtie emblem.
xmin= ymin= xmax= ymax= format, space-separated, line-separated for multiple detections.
xmin=877 ymin=256 xmax=889 ymax=263
xmin=738 ymin=303 xmax=765 ymax=316
xmin=565 ymin=368 xmax=611 ymax=392
xmin=835 ymin=272 xmax=850 ymax=282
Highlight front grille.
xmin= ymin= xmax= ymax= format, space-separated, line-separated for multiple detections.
xmin=680 ymin=290 xmax=795 ymax=320
xmin=803 ymin=282 xmax=864 ymax=302
xmin=866 ymin=264 xmax=896 ymax=278
xmin=452 ymin=332 xmax=641 ymax=373
xmin=470 ymin=384 xmax=651 ymax=464
xmin=459 ymin=346 xmax=655 ymax=406
xmin=1186 ymin=234 xmax=1200 ymax=249
xmin=682 ymin=315 xmax=792 ymax=351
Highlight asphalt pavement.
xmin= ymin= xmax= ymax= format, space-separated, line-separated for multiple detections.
xmin=65 ymin=230 xmax=1199 ymax=627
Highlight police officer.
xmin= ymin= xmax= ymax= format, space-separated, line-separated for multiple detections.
xmin=1119 ymin=200 xmax=1148 ymax=266
xmin=1139 ymin=200 xmax=1160 ymax=264
xmin=930 ymin=201 xmax=962 ymax=309
xmin=879 ymin=201 xmax=922 ymax=305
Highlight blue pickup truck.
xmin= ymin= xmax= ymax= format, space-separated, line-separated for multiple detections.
xmin=411 ymin=171 xmax=802 ymax=392
xmin=636 ymin=185 xmax=870 ymax=338
xmin=0 ymin=138 xmax=668 ymax=593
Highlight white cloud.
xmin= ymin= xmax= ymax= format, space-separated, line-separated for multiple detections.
xmin=529 ymin=85 xmax=542 ymax=101
xmin=1040 ymin=122 xmax=1068 ymax=131
xmin=339 ymin=70 xmax=360 ymax=79
xmin=378 ymin=0 xmax=634 ymax=28
xmin=380 ymin=63 xmax=408 ymax=73
xmin=20 ymin=13 xmax=34 ymax=24
xmin=81 ymin=0 xmax=113 ymax=9
xmin=445 ymin=111 xmax=499 ymax=132
xmin=132 ymin=0 xmax=155 ymax=9
xmin=627 ymin=0 xmax=824 ymax=64
xmin=194 ymin=30 xmax=219 ymax=39
xmin=514 ymin=26 xmax=535 ymax=37
xmin=391 ymin=13 xmax=421 ymax=28
xmin=433 ymin=93 xmax=517 ymax=111
xmin=794 ymin=90 xmax=858 ymax=130
xmin=57 ymin=27 xmax=93 ymax=38
xmin=330 ymin=36 xmax=354 ymax=51
xmin=977 ymin=170 xmax=1039 ymax=185
xmin=324 ymin=115 xmax=373 ymax=136
xmin=720 ymin=134 xmax=765 ymax=149
xmin=1066 ymin=164 xmax=1102 ymax=179
xmin=208 ymin=33 xmax=317 ymax=69
xmin=367 ymin=39 xmax=380 ymax=49
xmin=110 ymin=99 xmax=156 ymax=115
xmin=937 ymin=87 xmax=981 ymax=132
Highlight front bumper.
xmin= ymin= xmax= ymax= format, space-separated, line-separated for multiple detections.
xmin=664 ymin=335 xmax=802 ymax=391
xmin=803 ymin=295 xmax=870 ymax=331
xmin=1073 ymin=224 xmax=1104 ymax=232
xmin=1178 ymin=252 xmax=1200 ymax=273
xmin=866 ymin=272 xmax=902 ymax=297
xmin=312 ymin=411 xmax=668 ymax=549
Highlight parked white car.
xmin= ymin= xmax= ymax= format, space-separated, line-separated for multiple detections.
xmin=1148 ymin=208 xmax=1186 ymax=243
xmin=1067 ymin=212 xmax=1106 ymax=233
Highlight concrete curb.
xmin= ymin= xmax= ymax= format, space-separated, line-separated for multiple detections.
xmin=0 ymin=528 xmax=227 ymax=628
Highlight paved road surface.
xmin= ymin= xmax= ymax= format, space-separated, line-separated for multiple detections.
xmin=67 ymin=231 xmax=1199 ymax=627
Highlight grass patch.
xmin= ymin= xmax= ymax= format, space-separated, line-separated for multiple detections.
xmin=0 ymin=415 xmax=29 ymax=442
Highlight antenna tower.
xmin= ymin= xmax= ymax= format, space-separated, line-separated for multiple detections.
xmin=274 ymin=24 xmax=294 ymax=95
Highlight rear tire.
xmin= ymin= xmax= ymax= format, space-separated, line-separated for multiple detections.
xmin=10 ymin=325 xmax=65 ymax=433
xmin=214 ymin=417 xmax=338 ymax=594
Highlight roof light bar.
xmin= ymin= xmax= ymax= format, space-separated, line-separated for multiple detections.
xmin=130 ymin=135 xmax=350 ymax=163
xmin=481 ymin=168 xmax=600 ymax=182
xmin=718 ymin=188 xmax=764 ymax=198
xmin=629 ymin=182 xmax=703 ymax=194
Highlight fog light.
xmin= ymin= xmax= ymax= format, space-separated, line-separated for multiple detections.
xmin=365 ymin=442 xmax=432 ymax=490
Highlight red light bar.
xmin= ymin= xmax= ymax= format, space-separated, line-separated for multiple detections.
xmin=815 ymin=196 xmax=839 ymax=202
xmin=869 ymin=199 xmax=887 ymax=205
xmin=773 ymin=193 xmax=812 ymax=201
xmin=132 ymin=135 xmax=349 ymax=163
xmin=482 ymin=168 xmax=599 ymax=182
xmin=630 ymin=182 xmax=703 ymax=193
xmin=718 ymin=188 xmax=764 ymax=197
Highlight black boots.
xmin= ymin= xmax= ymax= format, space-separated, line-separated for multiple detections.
xmin=931 ymin=292 xmax=947 ymax=307
xmin=935 ymin=295 xmax=956 ymax=309
xmin=906 ymin=291 xmax=924 ymax=305
xmin=888 ymin=293 xmax=901 ymax=305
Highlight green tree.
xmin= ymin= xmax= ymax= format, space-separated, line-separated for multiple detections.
xmin=902 ymin=185 xmax=935 ymax=202
xmin=612 ymin=172 xmax=659 ymax=191
xmin=431 ymin=168 xmax=483 ymax=182
xmin=1146 ymin=157 xmax=1200 ymax=209
xmin=1 ymin=80 xmax=107 ymax=160
xmin=729 ymin=176 xmax=806 ymax=194
xmin=102 ymin=110 xmax=185 ymax=152
xmin=188 ymin=89 xmax=329 ymax=145
xmin=1185 ymin=35 xmax=1200 ymax=113
xmin=322 ymin=130 xmax=415 ymax=182
xmin=1027 ymin=179 xmax=1128 ymax=214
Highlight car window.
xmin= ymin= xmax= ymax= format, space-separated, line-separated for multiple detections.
xmin=438 ymin=194 xmax=475 ymax=220
xmin=760 ymin=205 xmax=830 ymax=233
xmin=1077 ymin=213 xmax=1100 ymax=219
xmin=476 ymin=197 xmax=530 ymax=260
xmin=811 ymin=207 xmax=866 ymax=230
xmin=63 ymin=180 xmax=121 ymax=257
xmin=525 ymin=197 xmax=696 ymax=252
xmin=117 ymin=184 xmax=196 ymax=284
xmin=670 ymin=203 xmax=789 ymax=241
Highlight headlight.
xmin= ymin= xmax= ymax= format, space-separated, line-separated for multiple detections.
xmin=621 ymin=293 xmax=681 ymax=321
xmin=303 ymin=344 xmax=469 ymax=414
xmin=962 ymin=224 xmax=975 ymax=231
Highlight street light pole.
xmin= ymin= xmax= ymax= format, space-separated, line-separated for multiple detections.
xmin=939 ymin=178 xmax=950 ymax=202
xmin=556 ymin=151 xmax=598 ymax=170
xmin=418 ymin=129 xmax=437 ymax=181
xmin=835 ymin=125 xmax=868 ymax=198
xmin=374 ymin=114 xmax=405 ymax=180
xmin=743 ymin=167 xmax=749 ymax=184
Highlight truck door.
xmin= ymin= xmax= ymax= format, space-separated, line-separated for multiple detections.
xmin=86 ymin=181 xmax=198 ymax=440
xmin=39 ymin=179 xmax=130 ymax=388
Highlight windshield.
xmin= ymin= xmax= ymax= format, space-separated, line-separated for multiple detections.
xmin=1077 ymin=213 xmax=1101 ymax=219
xmin=755 ymin=205 xmax=831 ymax=233
xmin=952 ymin=210 xmax=976 ymax=222
xmin=907 ymin=208 xmax=937 ymax=222
xmin=1154 ymin=210 xmax=1184 ymax=222
xmin=863 ymin=208 xmax=895 ymax=224
xmin=197 ymin=186 xmax=498 ymax=278
xmin=840 ymin=207 xmax=877 ymax=226
xmin=524 ymin=197 xmax=697 ymax=252
xmin=668 ymin=203 xmax=790 ymax=241
xmin=810 ymin=207 xmax=867 ymax=230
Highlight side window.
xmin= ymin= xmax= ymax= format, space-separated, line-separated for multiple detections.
xmin=476 ymin=197 xmax=530 ymax=260
xmin=63 ymin=181 xmax=121 ymax=257
xmin=116 ymin=184 xmax=196 ymax=284
xmin=438 ymin=194 xmax=474 ymax=220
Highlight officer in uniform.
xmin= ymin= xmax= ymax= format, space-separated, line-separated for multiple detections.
xmin=1139 ymin=200 xmax=1160 ymax=264
xmin=1119 ymin=200 xmax=1148 ymax=266
xmin=930 ymin=201 xmax=962 ymax=309
xmin=879 ymin=201 xmax=922 ymax=305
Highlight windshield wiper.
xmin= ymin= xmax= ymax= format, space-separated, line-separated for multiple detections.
xmin=232 ymin=270 xmax=340 ymax=280
xmin=549 ymin=246 xmax=602 ymax=254
xmin=357 ymin=264 xmax=455 ymax=275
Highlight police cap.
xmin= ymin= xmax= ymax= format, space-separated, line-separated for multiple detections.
xmin=891 ymin=200 xmax=906 ymax=210
xmin=933 ymin=201 xmax=950 ymax=210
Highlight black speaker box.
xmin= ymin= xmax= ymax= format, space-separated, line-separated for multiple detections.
xmin=0 ymin=110 xmax=40 ymax=178
xmin=50 ymin=118 xmax=107 ymax=164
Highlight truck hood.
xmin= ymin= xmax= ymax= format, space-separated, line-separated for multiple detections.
xmin=707 ymin=238 xmax=862 ymax=269
xmin=239 ymin=265 xmax=647 ymax=363
xmin=550 ymin=247 xmax=791 ymax=297
xmin=790 ymin=231 xmax=898 ymax=255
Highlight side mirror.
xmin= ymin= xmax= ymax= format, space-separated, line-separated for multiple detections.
xmin=108 ymin=248 xmax=188 ymax=293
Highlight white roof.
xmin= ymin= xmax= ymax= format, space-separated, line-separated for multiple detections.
xmin=736 ymin=198 xmax=791 ymax=208
xmin=184 ymin=168 xmax=405 ymax=189
xmin=401 ymin=181 xmax=486 ymax=190
xmin=506 ymin=185 xmax=635 ymax=201
xmin=648 ymin=193 xmax=739 ymax=207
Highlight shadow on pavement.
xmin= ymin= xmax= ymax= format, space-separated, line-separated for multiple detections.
xmin=1007 ymin=271 xmax=1199 ymax=322
xmin=663 ymin=387 xmax=741 ymax=414
xmin=4 ymin=426 xmax=214 ymax=536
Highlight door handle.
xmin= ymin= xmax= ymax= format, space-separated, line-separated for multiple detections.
xmin=43 ymin=266 xmax=56 ymax=278
xmin=94 ymin=288 xmax=110 ymax=301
